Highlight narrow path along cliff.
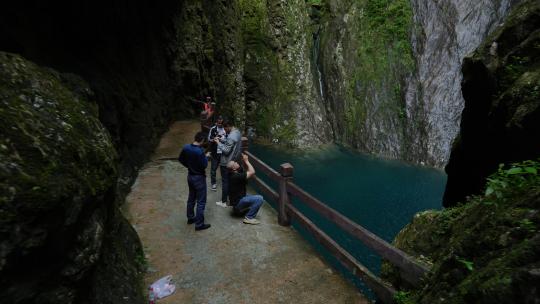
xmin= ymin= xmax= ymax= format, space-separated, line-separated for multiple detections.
xmin=123 ymin=120 xmax=368 ymax=303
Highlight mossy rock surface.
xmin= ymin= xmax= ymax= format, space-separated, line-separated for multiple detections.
xmin=0 ymin=52 xmax=143 ymax=303
xmin=382 ymin=184 xmax=540 ymax=303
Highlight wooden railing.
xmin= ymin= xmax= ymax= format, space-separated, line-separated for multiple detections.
xmin=241 ymin=138 xmax=430 ymax=304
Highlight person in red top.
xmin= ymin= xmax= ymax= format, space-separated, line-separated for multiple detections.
xmin=200 ymin=97 xmax=215 ymax=130
xmin=203 ymin=96 xmax=212 ymax=113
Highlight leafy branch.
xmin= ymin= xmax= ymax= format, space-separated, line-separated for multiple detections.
xmin=484 ymin=159 xmax=540 ymax=203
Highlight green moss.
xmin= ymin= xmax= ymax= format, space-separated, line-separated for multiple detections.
xmin=239 ymin=0 xmax=269 ymax=47
xmin=0 ymin=51 xmax=117 ymax=232
xmin=327 ymin=0 xmax=414 ymax=147
xmin=306 ymin=0 xmax=324 ymax=6
xmin=382 ymin=160 xmax=540 ymax=303
xmin=239 ymin=0 xmax=304 ymax=145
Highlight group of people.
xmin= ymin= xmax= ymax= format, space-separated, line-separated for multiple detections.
xmin=178 ymin=99 xmax=264 ymax=231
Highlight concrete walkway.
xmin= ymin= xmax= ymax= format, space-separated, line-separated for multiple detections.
xmin=124 ymin=121 xmax=368 ymax=304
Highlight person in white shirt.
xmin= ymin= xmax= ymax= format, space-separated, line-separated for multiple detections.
xmin=207 ymin=116 xmax=226 ymax=191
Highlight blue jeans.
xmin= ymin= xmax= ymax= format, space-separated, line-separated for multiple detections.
xmin=186 ymin=174 xmax=207 ymax=227
xmin=210 ymin=153 xmax=221 ymax=185
xmin=220 ymin=165 xmax=229 ymax=202
xmin=235 ymin=195 xmax=264 ymax=219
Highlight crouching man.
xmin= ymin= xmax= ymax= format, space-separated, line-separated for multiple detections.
xmin=227 ymin=153 xmax=264 ymax=225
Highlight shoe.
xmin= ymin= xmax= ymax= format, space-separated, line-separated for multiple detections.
xmin=187 ymin=218 xmax=196 ymax=225
xmin=216 ymin=201 xmax=227 ymax=207
xmin=195 ymin=224 xmax=211 ymax=231
xmin=211 ymin=184 xmax=217 ymax=191
xmin=243 ymin=217 xmax=260 ymax=225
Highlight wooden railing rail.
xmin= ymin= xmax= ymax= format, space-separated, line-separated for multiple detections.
xmin=287 ymin=204 xmax=396 ymax=304
xmin=251 ymin=176 xmax=279 ymax=202
xmin=286 ymin=182 xmax=429 ymax=286
xmin=244 ymin=151 xmax=281 ymax=182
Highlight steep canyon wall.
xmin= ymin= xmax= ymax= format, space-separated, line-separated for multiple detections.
xmin=1 ymin=0 xmax=537 ymax=302
xmin=238 ymin=0 xmax=521 ymax=167
xmin=313 ymin=0 xmax=522 ymax=166
xmin=405 ymin=0 xmax=523 ymax=166
xmin=239 ymin=0 xmax=331 ymax=145
xmin=381 ymin=4 xmax=540 ymax=302
xmin=0 ymin=0 xmax=244 ymax=303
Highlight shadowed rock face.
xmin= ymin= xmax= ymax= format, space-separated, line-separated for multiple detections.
xmin=0 ymin=1 xmax=248 ymax=303
xmin=0 ymin=0 xmax=193 ymax=198
xmin=0 ymin=52 xmax=144 ymax=304
xmin=443 ymin=0 xmax=540 ymax=207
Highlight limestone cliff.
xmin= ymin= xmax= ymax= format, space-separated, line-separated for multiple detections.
xmin=382 ymin=2 xmax=540 ymax=302
xmin=238 ymin=0 xmax=520 ymax=166
xmin=317 ymin=0 xmax=414 ymax=158
xmin=404 ymin=0 xmax=522 ymax=166
xmin=0 ymin=0 xmax=209 ymax=197
xmin=443 ymin=0 xmax=540 ymax=207
xmin=312 ymin=0 xmax=521 ymax=166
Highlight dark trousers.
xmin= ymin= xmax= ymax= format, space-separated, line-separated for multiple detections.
xmin=220 ymin=165 xmax=229 ymax=202
xmin=210 ymin=153 xmax=221 ymax=185
xmin=187 ymin=174 xmax=207 ymax=227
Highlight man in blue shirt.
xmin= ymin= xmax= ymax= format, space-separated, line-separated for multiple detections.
xmin=178 ymin=132 xmax=211 ymax=231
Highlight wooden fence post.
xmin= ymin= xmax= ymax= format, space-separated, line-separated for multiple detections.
xmin=278 ymin=163 xmax=293 ymax=226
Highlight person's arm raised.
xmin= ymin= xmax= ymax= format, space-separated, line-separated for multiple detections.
xmin=242 ymin=153 xmax=255 ymax=179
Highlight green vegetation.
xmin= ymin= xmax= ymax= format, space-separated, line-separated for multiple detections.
xmin=238 ymin=0 xmax=269 ymax=46
xmin=239 ymin=0 xmax=303 ymax=145
xmin=484 ymin=160 xmax=540 ymax=203
xmin=382 ymin=159 xmax=540 ymax=303
xmin=394 ymin=291 xmax=415 ymax=304
xmin=134 ymin=252 xmax=148 ymax=270
xmin=341 ymin=0 xmax=414 ymax=144
xmin=501 ymin=55 xmax=531 ymax=90
xmin=456 ymin=257 xmax=474 ymax=271
xmin=306 ymin=0 xmax=323 ymax=6
xmin=365 ymin=0 xmax=414 ymax=56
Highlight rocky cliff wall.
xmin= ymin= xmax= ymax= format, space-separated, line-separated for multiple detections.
xmin=0 ymin=52 xmax=144 ymax=304
xmin=405 ymin=0 xmax=523 ymax=166
xmin=443 ymin=0 xmax=540 ymax=207
xmin=238 ymin=0 xmax=331 ymax=145
xmin=317 ymin=0 xmax=414 ymax=158
xmin=381 ymin=2 xmax=540 ymax=302
xmin=0 ymin=1 xmax=240 ymax=303
xmin=310 ymin=0 xmax=521 ymax=166
xmin=0 ymin=0 xmax=204 ymax=196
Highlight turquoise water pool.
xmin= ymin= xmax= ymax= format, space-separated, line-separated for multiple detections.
xmin=249 ymin=143 xmax=447 ymax=298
